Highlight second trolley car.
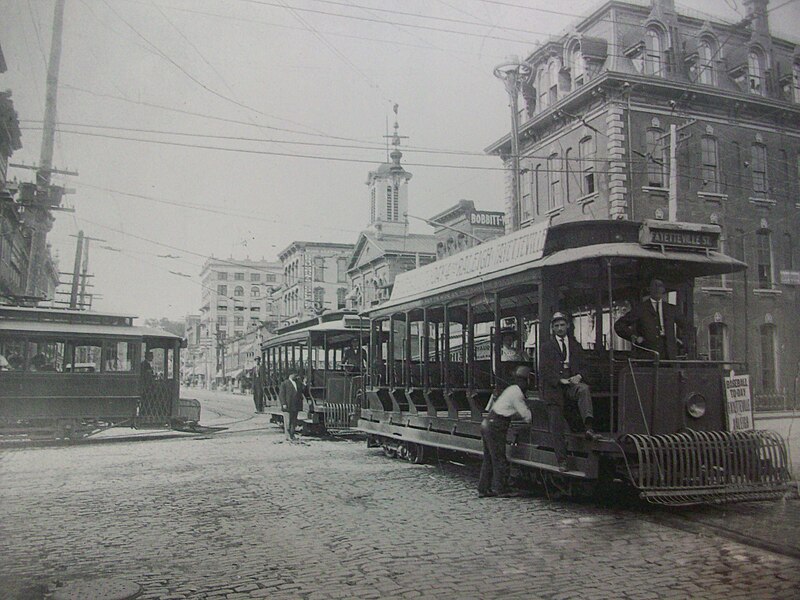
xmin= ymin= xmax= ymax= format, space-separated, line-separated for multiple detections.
xmin=262 ymin=311 xmax=367 ymax=434
xmin=358 ymin=219 xmax=792 ymax=505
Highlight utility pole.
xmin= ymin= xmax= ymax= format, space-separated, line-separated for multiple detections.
xmin=494 ymin=60 xmax=532 ymax=232
xmin=658 ymin=119 xmax=695 ymax=222
xmin=25 ymin=0 xmax=67 ymax=297
xmin=69 ymin=230 xmax=83 ymax=309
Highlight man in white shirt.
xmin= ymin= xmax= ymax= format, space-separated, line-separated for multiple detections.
xmin=478 ymin=366 xmax=533 ymax=498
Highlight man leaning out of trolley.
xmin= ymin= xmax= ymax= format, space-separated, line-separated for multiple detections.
xmin=478 ymin=365 xmax=532 ymax=498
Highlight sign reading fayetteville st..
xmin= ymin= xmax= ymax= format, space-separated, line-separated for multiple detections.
xmin=639 ymin=220 xmax=720 ymax=250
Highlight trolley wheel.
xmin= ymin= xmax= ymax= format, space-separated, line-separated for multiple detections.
xmin=382 ymin=444 xmax=397 ymax=458
xmin=404 ymin=442 xmax=425 ymax=464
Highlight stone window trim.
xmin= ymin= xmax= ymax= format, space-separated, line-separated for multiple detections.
xmin=642 ymin=186 xmax=669 ymax=195
xmin=748 ymin=197 xmax=777 ymax=206
xmin=700 ymin=286 xmax=733 ymax=296
xmin=698 ymin=191 xmax=728 ymax=202
xmin=577 ymin=191 xmax=599 ymax=205
xmin=753 ymin=288 xmax=782 ymax=297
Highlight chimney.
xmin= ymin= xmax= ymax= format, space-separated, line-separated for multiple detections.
xmin=743 ymin=0 xmax=770 ymax=35
xmin=651 ymin=0 xmax=675 ymax=13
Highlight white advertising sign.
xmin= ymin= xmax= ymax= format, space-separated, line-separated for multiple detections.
xmin=724 ymin=374 xmax=754 ymax=432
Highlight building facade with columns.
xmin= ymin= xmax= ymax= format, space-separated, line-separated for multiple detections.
xmin=486 ymin=0 xmax=800 ymax=409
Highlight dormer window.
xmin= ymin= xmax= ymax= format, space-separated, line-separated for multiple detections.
xmin=748 ymin=49 xmax=766 ymax=96
xmin=793 ymin=62 xmax=800 ymax=103
xmin=571 ymin=45 xmax=585 ymax=88
xmin=697 ymin=37 xmax=717 ymax=85
xmin=548 ymin=60 xmax=559 ymax=105
xmin=645 ymin=27 xmax=665 ymax=77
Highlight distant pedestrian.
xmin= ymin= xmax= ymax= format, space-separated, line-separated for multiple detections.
xmin=252 ymin=356 xmax=265 ymax=413
xmin=478 ymin=365 xmax=533 ymax=498
xmin=279 ymin=369 xmax=305 ymax=441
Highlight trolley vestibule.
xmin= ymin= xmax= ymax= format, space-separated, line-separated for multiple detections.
xmin=261 ymin=311 xmax=368 ymax=434
xmin=358 ymin=219 xmax=792 ymax=504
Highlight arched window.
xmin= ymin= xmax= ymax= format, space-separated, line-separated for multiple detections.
xmin=571 ymin=45 xmax=585 ymax=88
xmin=708 ymin=322 xmax=728 ymax=361
xmin=646 ymin=128 xmax=666 ymax=187
xmin=579 ymin=136 xmax=596 ymax=195
xmin=759 ymin=323 xmax=777 ymax=392
xmin=748 ymin=49 xmax=765 ymax=95
xmin=548 ymin=60 xmax=559 ymax=104
xmin=698 ymin=37 xmax=717 ymax=85
xmin=793 ymin=62 xmax=800 ymax=103
xmin=547 ymin=153 xmax=561 ymax=210
xmin=234 ymin=286 xmax=244 ymax=297
xmin=756 ymin=230 xmax=773 ymax=289
xmin=251 ymin=286 xmax=259 ymax=298
xmin=750 ymin=142 xmax=768 ymax=197
xmin=534 ymin=164 xmax=543 ymax=216
xmin=537 ymin=67 xmax=549 ymax=110
xmin=645 ymin=27 xmax=664 ymax=77
xmin=520 ymin=163 xmax=533 ymax=222
xmin=701 ymin=135 xmax=719 ymax=193
xmin=564 ymin=148 xmax=573 ymax=203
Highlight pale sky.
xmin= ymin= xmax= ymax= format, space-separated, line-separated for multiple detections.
xmin=2 ymin=0 xmax=798 ymax=321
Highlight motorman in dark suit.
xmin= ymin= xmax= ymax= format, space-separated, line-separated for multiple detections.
xmin=279 ymin=369 xmax=305 ymax=441
xmin=539 ymin=312 xmax=600 ymax=471
xmin=614 ymin=278 xmax=688 ymax=360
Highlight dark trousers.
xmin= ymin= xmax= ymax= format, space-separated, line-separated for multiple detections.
xmin=478 ymin=414 xmax=511 ymax=494
xmin=548 ymin=382 xmax=593 ymax=463
xmin=253 ymin=390 xmax=264 ymax=412
xmin=284 ymin=410 xmax=298 ymax=439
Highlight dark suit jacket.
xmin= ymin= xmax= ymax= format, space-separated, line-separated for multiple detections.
xmin=252 ymin=363 xmax=265 ymax=398
xmin=614 ymin=298 xmax=686 ymax=359
xmin=539 ymin=336 xmax=589 ymax=406
xmin=279 ymin=378 xmax=304 ymax=413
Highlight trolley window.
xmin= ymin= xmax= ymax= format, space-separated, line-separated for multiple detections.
xmin=0 ymin=338 xmax=26 ymax=371
xmin=66 ymin=341 xmax=103 ymax=373
xmin=27 ymin=340 xmax=65 ymax=372
xmin=105 ymin=341 xmax=136 ymax=372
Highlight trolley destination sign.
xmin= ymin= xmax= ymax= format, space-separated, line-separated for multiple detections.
xmin=639 ymin=220 xmax=720 ymax=251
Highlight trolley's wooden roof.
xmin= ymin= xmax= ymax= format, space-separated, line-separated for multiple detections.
xmin=366 ymin=220 xmax=744 ymax=316
xmin=262 ymin=314 xmax=366 ymax=349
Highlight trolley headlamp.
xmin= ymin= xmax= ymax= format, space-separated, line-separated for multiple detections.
xmin=685 ymin=393 xmax=707 ymax=419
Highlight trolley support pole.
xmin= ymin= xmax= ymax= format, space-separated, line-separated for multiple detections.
xmin=422 ymin=308 xmax=430 ymax=389
xmin=493 ymin=293 xmax=502 ymax=389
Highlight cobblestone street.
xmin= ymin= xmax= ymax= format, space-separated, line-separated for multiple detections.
xmin=1 ymin=390 xmax=799 ymax=600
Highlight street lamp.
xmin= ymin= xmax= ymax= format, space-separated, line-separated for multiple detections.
xmin=494 ymin=59 xmax=533 ymax=232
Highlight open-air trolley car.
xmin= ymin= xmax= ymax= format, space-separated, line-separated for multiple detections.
xmin=262 ymin=311 xmax=367 ymax=434
xmin=0 ymin=306 xmax=198 ymax=439
xmin=358 ymin=219 xmax=792 ymax=505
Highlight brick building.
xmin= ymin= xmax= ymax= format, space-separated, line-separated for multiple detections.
xmin=278 ymin=241 xmax=354 ymax=325
xmin=486 ymin=0 xmax=800 ymax=408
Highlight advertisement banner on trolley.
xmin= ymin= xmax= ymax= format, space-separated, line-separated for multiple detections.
xmin=390 ymin=219 xmax=549 ymax=302
xmin=724 ymin=374 xmax=754 ymax=432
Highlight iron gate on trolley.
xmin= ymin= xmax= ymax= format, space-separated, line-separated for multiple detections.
xmin=322 ymin=374 xmax=361 ymax=431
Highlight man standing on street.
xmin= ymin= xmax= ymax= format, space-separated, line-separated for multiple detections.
xmin=478 ymin=365 xmax=532 ymax=498
xmin=279 ymin=369 xmax=305 ymax=441
xmin=252 ymin=356 xmax=265 ymax=413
